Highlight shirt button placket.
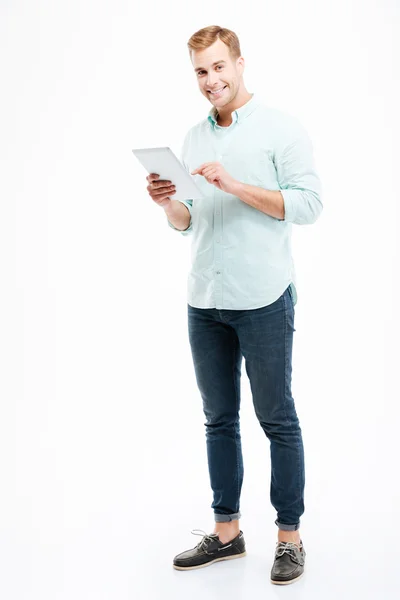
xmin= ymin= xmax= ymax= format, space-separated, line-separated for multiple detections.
xmin=214 ymin=190 xmax=223 ymax=307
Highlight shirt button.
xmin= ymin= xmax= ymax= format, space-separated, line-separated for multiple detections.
xmin=216 ymin=211 xmax=220 ymax=216
xmin=216 ymin=271 xmax=221 ymax=275
xmin=216 ymin=239 xmax=220 ymax=243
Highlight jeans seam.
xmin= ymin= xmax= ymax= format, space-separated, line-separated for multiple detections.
xmin=232 ymin=335 xmax=240 ymax=517
xmin=283 ymin=288 xmax=302 ymax=527
xmin=283 ymin=291 xmax=290 ymax=428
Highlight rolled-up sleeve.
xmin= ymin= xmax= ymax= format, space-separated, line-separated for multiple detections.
xmin=167 ymin=130 xmax=194 ymax=235
xmin=274 ymin=119 xmax=323 ymax=225
xmin=167 ymin=199 xmax=193 ymax=234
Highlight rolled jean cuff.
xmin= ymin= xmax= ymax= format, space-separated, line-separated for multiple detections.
xmin=275 ymin=519 xmax=300 ymax=531
xmin=214 ymin=511 xmax=241 ymax=522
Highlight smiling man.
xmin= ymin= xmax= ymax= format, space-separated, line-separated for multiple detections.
xmin=146 ymin=25 xmax=322 ymax=585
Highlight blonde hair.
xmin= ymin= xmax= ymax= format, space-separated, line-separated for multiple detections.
xmin=187 ymin=26 xmax=241 ymax=61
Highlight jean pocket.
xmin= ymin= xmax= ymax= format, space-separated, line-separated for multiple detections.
xmin=287 ymin=285 xmax=296 ymax=313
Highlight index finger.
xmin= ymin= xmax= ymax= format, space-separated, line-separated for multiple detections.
xmin=191 ymin=162 xmax=212 ymax=175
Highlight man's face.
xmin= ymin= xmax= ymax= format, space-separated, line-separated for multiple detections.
xmin=191 ymin=38 xmax=243 ymax=109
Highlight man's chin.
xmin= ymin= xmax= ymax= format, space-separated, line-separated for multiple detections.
xmin=208 ymin=96 xmax=229 ymax=106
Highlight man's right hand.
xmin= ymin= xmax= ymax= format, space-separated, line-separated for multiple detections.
xmin=146 ymin=174 xmax=176 ymax=208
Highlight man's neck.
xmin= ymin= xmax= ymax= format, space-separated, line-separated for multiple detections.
xmin=216 ymin=91 xmax=253 ymax=125
xmin=216 ymin=116 xmax=232 ymax=127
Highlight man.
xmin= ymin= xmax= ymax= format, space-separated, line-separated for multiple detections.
xmin=146 ymin=25 xmax=322 ymax=585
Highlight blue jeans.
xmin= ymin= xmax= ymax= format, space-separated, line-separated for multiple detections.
xmin=187 ymin=285 xmax=304 ymax=531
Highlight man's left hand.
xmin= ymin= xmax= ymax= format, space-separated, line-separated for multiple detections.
xmin=191 ymin=162 xmax=238 ymax=194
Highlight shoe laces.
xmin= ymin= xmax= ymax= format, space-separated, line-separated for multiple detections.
xmin=275 ymin=541 xmax=303 ymax=562
xmin=191 ymin=529 xmax=219 ymax=552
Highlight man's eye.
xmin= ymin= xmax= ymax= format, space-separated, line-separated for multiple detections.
xmin=198 ymin=66 xmax=223 ymax=76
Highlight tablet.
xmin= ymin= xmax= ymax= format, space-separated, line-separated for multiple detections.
xmin=132 ymin=146 xmax=204 ymax=200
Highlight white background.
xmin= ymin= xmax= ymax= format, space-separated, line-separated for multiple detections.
xmin=1 ymin=0 xmax=399 ymax=598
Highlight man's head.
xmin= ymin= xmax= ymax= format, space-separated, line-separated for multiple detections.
xmin=188 ymin=26 xmax=246 ymax=112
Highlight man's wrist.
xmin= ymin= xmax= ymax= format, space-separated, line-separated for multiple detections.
xmin=230 ymin=180 xmax=244 ymax=197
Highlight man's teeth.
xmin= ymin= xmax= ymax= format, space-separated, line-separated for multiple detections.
xmin=209 ymin=87 xmax=225 ymax=94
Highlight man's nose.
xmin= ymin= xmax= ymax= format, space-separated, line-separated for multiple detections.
xmin=206 ymin=72 xmax=219 ymax=87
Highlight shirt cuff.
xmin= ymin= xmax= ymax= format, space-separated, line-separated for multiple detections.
xmin=280 ymin=189 xmax=295 ymax=223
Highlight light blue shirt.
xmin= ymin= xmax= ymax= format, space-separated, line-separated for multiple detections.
xmin=168 ymin=93 xmax=323 ymax=309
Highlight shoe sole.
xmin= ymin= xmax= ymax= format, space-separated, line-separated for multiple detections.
xmin=271 ymin=571 xmax=304 ymax=585
xmin=173 ymin=551 xmax=247 ymax=571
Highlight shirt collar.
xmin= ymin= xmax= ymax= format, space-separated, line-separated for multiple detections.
xmin=207 ymin=92 xmax=258 ymax=127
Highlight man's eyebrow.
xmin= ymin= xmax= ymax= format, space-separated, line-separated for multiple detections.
xmin=194 ymin=60 xmax=226 ymax=72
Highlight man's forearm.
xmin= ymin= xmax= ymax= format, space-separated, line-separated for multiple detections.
xmin=164 ymin=200 xmax=191 ymax=230
xmin=232 ymin=181 xmax=285 ymax=220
